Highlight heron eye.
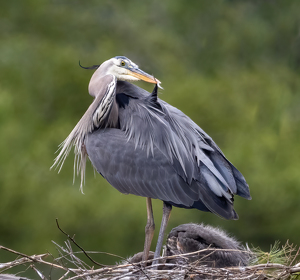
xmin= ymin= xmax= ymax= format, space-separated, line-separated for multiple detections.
xmin=121 ymin=61 xmax=126 ymax=66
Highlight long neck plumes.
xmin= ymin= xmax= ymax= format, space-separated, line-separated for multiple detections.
xmin=51 ymin=74 xmax=118 ymax=192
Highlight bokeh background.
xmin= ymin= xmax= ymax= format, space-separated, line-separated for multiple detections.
xmin=1 ymin=0 xmax=300 ymax=271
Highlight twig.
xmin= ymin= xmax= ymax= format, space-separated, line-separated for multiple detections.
xmin=290 ymin=243 xmax=300 ymax=266
xmin=56 ymin=218 xmax=105 ymax=267
xmin=0 ymin=247 xmax=77 ymax=274
xmin=58 ymin=270 xmax=70 ymax=280
xmin=0 ymin=254 xmax=48 ymax=272
xmin=30 ymin=264 xmax=48 ymax=280
xmin=55 ymin=220 xmax=151 ymax=280
xmin=0 ymin=246 xmax=47 ymax=263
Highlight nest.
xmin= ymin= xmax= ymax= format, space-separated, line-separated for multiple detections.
xmin=1 ymin=240 xmax=300 ymax=280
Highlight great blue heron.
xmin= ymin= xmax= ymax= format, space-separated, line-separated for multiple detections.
xmin=52 ymin=56 xmax=251 ymax=264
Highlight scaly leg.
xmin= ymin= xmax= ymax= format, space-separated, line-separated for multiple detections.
xmin=142 ymin=197 xmax=155 ymax=264
xmin=152 ymin=202 xmax=172 ymax=265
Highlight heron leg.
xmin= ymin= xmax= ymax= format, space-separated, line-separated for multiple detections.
xmin=142 ymin=197 xmax=155 ymax=264
xmin=152 ymin=201 xmax=172 ymax=265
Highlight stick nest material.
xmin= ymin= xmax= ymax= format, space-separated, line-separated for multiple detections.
xmin=1 ymin=240 xmax=300 ymax=280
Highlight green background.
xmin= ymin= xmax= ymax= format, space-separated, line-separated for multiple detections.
xmin=1 ymin=0 xmax=300 ymax=270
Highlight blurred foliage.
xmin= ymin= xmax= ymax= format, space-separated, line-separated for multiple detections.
xmin=0 ymin=0 xmax=300 ymax=267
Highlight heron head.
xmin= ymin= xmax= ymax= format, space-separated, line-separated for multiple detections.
xmin=103 ymin=56 xmax=162 ymax=88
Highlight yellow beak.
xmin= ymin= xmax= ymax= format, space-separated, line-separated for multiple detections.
xmin=128 ymin=67 xmax=162 ymax=89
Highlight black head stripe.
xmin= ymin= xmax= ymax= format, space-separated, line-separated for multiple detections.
xmin=79 ymin=61 xmax=100 ymax=70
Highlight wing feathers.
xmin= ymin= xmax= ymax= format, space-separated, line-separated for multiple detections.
xmin=87 ymin=128 xmax=238 ymax=219
xmin=85 ymin=81 xmax=250 ymax=220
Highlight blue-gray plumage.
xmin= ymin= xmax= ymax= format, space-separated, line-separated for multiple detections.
xmin=52 ymin=56 xmax=251 ymax=266
xmin=87 ymin=81 xmax=250 ymax=218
